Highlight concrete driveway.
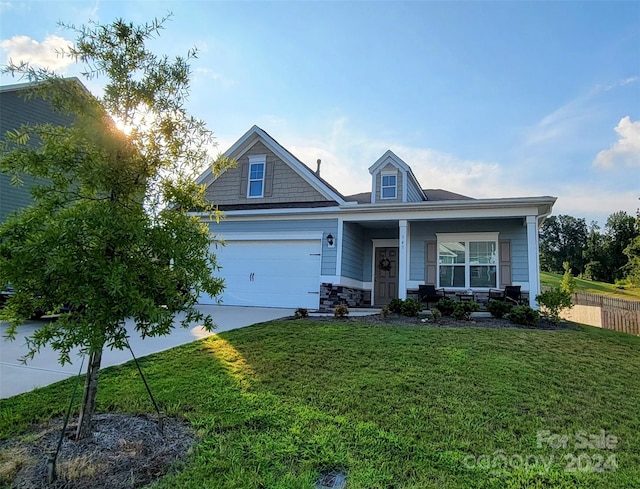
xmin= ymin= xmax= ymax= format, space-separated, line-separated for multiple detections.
xmin=0 ymin=305 xmax=293 ymax=399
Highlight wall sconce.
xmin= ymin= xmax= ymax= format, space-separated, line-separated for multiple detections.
xmin=326 ymin=233 xmax=335 ymax=248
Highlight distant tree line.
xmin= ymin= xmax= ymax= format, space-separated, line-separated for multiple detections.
xmin=539 ymin=210 xmax=640 ymax=286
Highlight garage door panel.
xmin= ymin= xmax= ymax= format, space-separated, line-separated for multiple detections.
xmin=200 ymin=239 xmax=321 ymax=309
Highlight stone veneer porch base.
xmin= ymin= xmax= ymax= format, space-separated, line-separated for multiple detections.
xmin=320 ymin=283 xmax=371 ymax=311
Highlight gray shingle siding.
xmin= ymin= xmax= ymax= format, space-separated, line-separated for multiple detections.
xmin=206 ymin=141 xmax=334 ymax=206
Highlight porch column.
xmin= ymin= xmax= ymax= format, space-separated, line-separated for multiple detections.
xmin=526 ymin=215 xmax=540 ymax=309
xmin=399 ymin=220 xmax=408 ymax=300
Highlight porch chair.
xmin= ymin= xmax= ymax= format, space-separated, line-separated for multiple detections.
xmin=418 ymin=284 xmax=445 ymax=309
xmin=488 ymin=285 xmax=522 ymax=305
xmin=504 ymin=285 xmax=522 ymax=305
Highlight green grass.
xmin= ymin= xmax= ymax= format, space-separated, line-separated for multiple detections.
xmin=2 ymin=320 xmax=640 ymax=488
xmin=541 ymin=271 xmax=640 ymax=300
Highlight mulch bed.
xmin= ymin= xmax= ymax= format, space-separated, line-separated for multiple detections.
xmin=1 ymin=413 xmax=195 ymax=489
xmin=305 ymin=312 xmax=573 ymax=330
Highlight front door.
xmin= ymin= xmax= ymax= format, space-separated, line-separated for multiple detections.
xmin=374 ymin=247 xmax=399 ymax=306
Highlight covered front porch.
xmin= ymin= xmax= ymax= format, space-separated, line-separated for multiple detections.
xmin=320 ymin=214 xmax=543 ymax=309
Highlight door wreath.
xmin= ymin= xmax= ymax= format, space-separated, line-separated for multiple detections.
xmin=378 ymin=257 xmax=392 ymax=271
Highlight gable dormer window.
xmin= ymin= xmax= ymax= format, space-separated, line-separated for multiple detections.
xmin=248 ymin=155 xmax=266 ymax=198
xmin=381 ymin=172 xmax=397 ymax=199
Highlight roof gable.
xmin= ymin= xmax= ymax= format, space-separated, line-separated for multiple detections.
xmin=368 ymin=150 xmax=411 ymax=175
xmin=198 ymin=125 xmax=346 ymax=205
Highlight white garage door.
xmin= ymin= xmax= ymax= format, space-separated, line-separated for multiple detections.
xmin=200 ymin=239 xmax=321 ymax=309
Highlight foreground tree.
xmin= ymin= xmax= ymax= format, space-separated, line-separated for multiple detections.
xmin=0 ymin=16 xmax=227 ymax=439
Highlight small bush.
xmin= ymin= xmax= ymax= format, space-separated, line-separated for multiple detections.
xmin=294 ymin=307 xmax=309 ymax=319
xmin=388 ymin=298 xmax=404 ymax=314
xmin=507 ymin=305 xmax=540 ymax=326
xmin=380 ymin=306 xmax=390 ymax=318
xmin=561 ymin=262 xmax=576 ymax=294
xmin=401 ymin=298 xmax=422 ymax=317
xmin=334 ymin=304 xmax=349 ymax=318
xmin=614 ymin=278 xmax=629 ymax=290
xmin=435 ymin=297 xmax=456 ymax=316
xmin=452 ymin=301 xmax=480 ymax=320
xmin=536 ymin=287 xmax=573 ymax=324
xmin=430 ymin=307 xmax=442 ymax=323
xmin=487 ymin=300 xmax=513 ymax=319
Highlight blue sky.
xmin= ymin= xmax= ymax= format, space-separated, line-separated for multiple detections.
xmin=1 ymin=1 xmax=639 ymax=226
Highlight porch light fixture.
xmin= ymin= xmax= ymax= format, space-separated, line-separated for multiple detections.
xmin=326 ymin=233 xmax=335 ymax=248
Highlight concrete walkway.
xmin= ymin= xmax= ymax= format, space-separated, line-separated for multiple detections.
xmin=0 ymin=305 xmax=293 ymax=399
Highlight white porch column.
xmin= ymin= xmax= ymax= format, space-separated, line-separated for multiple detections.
xmin=526 ymin=215 xmax=540 ymax=309
xmin=399 ymin=220 xmax=408 ymax=300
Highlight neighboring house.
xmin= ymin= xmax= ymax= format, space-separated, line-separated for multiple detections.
xmin=0 ymin=81 xmax=75 ymax=225
xmin=197 ymin=126 xmax=556 ymax=310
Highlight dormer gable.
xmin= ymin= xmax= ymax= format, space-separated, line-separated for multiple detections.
xmin=368 ymin=150 xmax=426 ymax=204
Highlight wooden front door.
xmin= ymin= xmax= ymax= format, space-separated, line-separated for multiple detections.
xmin=374 ymin=247 xmax=399 ymax=306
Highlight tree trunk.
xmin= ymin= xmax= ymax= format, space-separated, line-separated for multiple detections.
xmin=75 ymin=347 xmax=103 ymax=440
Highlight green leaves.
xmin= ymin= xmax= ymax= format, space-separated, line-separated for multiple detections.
xmin=1 ymin=14 xmax=227 ymax=367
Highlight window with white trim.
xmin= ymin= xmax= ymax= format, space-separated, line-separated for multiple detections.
xmin=437 ymin=233 xmax=498 ymax=288
xmin=381 ymin=173 xmax=397 ymax=199
xmin=247 ymin=155 xmax=266 ymax=198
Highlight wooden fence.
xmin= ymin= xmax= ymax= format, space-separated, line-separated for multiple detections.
xmin=560 ymin=292 xmax=640 ymax=336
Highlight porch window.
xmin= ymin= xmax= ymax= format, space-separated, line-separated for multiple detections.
xmin=381 ymin=173 xmax=397 ymax=199
xmin=437 ymin=233 xmax=498 ymax=289
xmin=247 ymin=155 xmax=266 ymax=198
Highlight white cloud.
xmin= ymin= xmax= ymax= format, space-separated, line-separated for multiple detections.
xmin=283 ymin=120 xmax=511 ymax=200
xmin=524 ymin=78 xmax=639 ymax=148
xmin=602 ymin=76 xmax=639 ymax=91
xmin=524 ymin=95 xmax=591 ymax=147
xmin=1 ymin=34 xmax=74 ymax=71
xmin=194 ymin=67 xmax=236 ymax=89
xmin=594 ymin=116 xmax=640 ymax=168
xmin=0 ymin=2 xmax=13 ymax=13
xmin=551 ymin=185 xmax=639 ymax=226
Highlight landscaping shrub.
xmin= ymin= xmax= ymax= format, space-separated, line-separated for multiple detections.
xmin=430 ymin=307 xmax=442 ymax=323
xmin=536 ymin=287 xmax=573 ymax=324
xmin=294 ymin=308 xmax=309 ymax=319
xmin=380 ymin=306 xmax=390 ymax=318
xmin=452 ymin=301 xmax=480 ymax=320
xmin=435 ymin=297 xmax=456 ymax=316
xmin=507 ymin=305 xmax=540 ymax=326
xmin=561 ymin=261 xmax=576 ymax=294
xmin=334 ymin=304 xmax=349 ymax=318
xmin=388 ymin=298 xmax=404 ymax=314
xmin=487 ymin=300 xmax=513 ymax=319
xmin=400 ymin=298 xmax=422 ymax=317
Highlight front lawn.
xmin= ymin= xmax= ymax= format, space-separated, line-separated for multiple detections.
xmin=1 ymin=320 xmax=639 ymax=488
